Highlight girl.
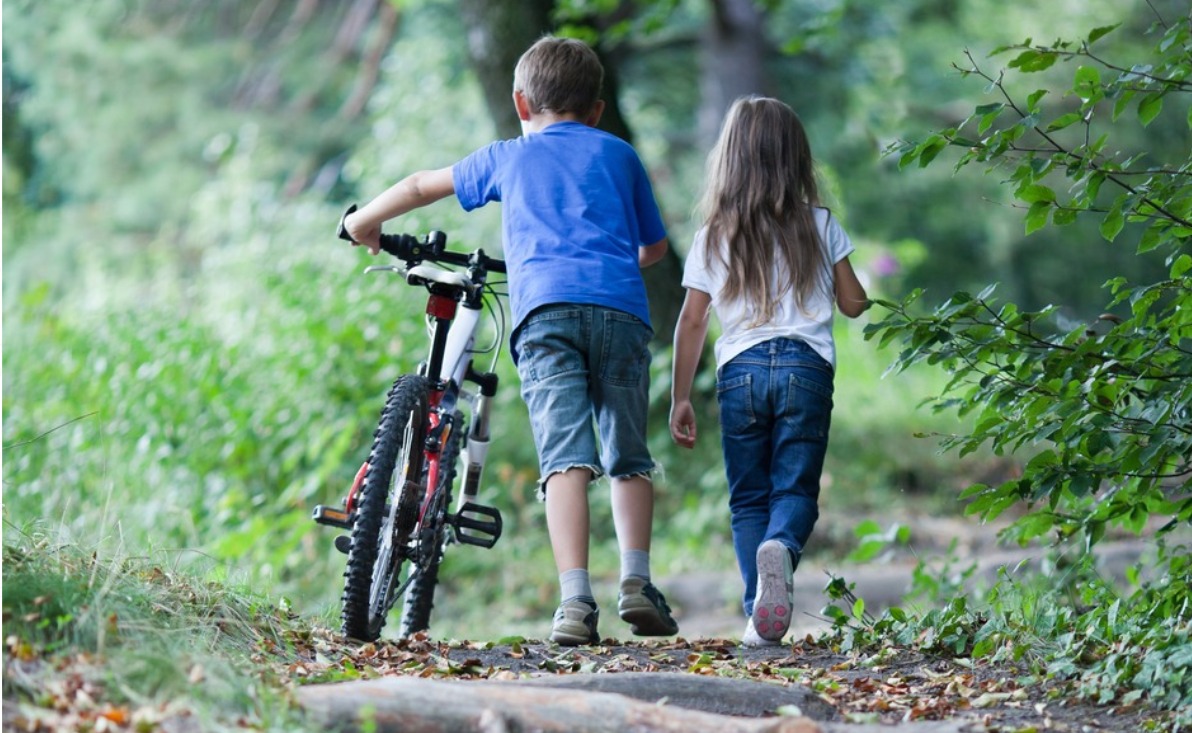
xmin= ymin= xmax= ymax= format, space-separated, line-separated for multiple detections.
xmin=670 ymin=96 xmax=869 ymax=647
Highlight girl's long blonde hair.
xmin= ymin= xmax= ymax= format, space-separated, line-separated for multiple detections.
xmin=698 ymin=96 xmax=830 ymax=325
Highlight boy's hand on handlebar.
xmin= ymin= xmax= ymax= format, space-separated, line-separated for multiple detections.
xmin=344 ymin=211 xmax=382 ymax=255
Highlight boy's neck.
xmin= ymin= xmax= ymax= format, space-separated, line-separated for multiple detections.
xmin=521 ymin=112 xmax=587 ymax=135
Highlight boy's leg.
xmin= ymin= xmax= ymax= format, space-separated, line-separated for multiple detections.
xmin=513 ymin=305 xmax=603 ymax=646
xmin=611 ymin=473 xmax=653 ymax=559
xmin=610 ymin=473 xmax=677 ymax=635
xmin=545 ymin=468 xmax=601 ymax=645
xmin=546 ymin=468 xmax=594 ymax=576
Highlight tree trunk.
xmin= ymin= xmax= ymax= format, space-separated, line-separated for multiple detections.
xmin=698 ymin=0 xmax=768 ymax=146
xmin=456 ymin=0 xmax=555 ymax=140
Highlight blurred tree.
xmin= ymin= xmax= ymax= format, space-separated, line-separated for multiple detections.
xmin=697 ymin=0 xmax=766 ymax=145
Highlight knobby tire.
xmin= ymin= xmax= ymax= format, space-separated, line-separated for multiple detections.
xmin=341 ymin=374 xmax=429 ymax=641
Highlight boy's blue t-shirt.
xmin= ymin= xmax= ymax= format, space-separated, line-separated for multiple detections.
xmin=452 ymin=121 xmax=667 ymax=336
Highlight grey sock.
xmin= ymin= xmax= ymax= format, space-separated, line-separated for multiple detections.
xmin=620 ymin=550 xmax=650 ymax=582
xmin=560 ymin=568 xmax=593 ymax=602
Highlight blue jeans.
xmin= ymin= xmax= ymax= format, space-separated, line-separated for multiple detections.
xmin=717 ymin=337 xmax=834 ymax=616
xmin=513 ymin=304 xmax=655 ymax=498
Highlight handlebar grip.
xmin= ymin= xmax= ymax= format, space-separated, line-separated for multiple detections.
xmin=379 ymin=233 xmax=421 ymax=259
xmin=336 ymin=204 xmax=358 ymax=243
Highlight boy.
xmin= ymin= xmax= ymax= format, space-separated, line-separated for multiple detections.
xmin=342 ymin=36 xmax=678 ymax=645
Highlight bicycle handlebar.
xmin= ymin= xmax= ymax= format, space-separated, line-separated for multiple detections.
xmin=337 ymin=204 xmax=506 ymax=274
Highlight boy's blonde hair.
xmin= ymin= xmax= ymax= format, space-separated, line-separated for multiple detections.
xmin=513 ymin=36 xmax=603 ymax=117
xmin=699 ymin=95 xmax=830 ymax=326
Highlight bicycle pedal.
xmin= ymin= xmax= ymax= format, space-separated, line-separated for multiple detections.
xmin=312 ymin=505 xmax=353 ymax=530
xmin=451 ymin=501 xmax=503 ymax=548
xmin=334 ymin=535 xmax=352 ymax=554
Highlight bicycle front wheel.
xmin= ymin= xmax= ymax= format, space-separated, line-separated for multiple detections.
xmin=341 ymin=374 xmax=429 ymax=642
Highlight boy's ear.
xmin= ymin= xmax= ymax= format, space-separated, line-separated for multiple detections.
xmin=585 ymin=99 xmax=605 ymax=127
xmin=513 ymin=90 xmax=532 ymax=121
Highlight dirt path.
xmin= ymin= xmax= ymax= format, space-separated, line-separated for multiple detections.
xmin=290 ymin=536 xmax=1167 ymax=731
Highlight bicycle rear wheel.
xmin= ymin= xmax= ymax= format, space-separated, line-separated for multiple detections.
xmin=399 ymin=410 xmax=462 ymax=637
xmin=341 ymin=374 xmax=429 ymax=641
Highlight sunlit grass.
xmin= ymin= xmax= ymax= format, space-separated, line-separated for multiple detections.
xmin=2 ymin=526 xmax=307 ymax=731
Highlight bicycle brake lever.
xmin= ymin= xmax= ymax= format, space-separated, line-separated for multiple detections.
xmin=337 ymin=204 xmax=358 ymax=242
xmin=363 ymin=265 xmax=405 ymax=275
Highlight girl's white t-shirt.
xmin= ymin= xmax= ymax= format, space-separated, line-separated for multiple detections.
xmin=682 ymin=207 xmax=854 ymax=371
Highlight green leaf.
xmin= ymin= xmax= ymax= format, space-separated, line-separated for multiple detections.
xmin=1114 ymin=89 xmax=1137 ymax=121
xmin=918 ymin=137 xmax=948 ymax=167
xmin=1011 ymin=50 xmax=1058 ymax=72
xmin=1100 ymin=203 xmax=1126 ymax=242
xmin=1138 ymin=94 xmax=1163 ymax=127
xmin=1074 ymin=65 xmax=1101 ymax=87
xmin=1018 ymin=184 xmax=1056 ymax=204
xmin=1086 ymin=24 xmax=1119 ymax=44
xmin=1171 ymin=254 xmax=1192 ymax=278
xmin=1026 ymin=89 xmax=1048 ymax=112
xmin=1025 ymin=200 xmax=1051 ymax=234
xmin=1052 ymin=206 xmax=1078 ymax=226
xmin=853 ymin=519 xmax=882 ymax=537
xmin=1045 ymin=112 xmax=1083 ymax=132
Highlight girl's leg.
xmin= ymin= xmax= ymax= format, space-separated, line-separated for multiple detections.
xmin=717 ymin=354 xmax=774 ymax=617
xmin=765 ymin=343 xmax=834 ymax=563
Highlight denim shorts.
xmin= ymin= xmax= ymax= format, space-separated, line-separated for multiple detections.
xmin=513 ymin=304 xmax=656 ymax=497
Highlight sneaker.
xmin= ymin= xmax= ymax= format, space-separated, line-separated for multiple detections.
xmin=551 ymin=597 xmax=600 ymax=646
xmin=742 ymin=618 xmax=781 ymax=648
xmin=752 ymin=540 xmax=794 ymax=643
xmin=617 ymin=576 xmax=679 ymax=636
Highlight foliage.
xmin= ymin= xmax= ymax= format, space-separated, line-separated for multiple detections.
xmin=877 ymin=14 xmax=1190 ymax=563
xmin=854 ymin=12 xmax=1191 ymax=725
xmin=822 ymin=534 xmax=1191 ymax=728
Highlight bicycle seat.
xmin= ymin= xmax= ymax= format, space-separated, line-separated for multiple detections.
xmin=406 ymin=264 xmax=477 ymax=296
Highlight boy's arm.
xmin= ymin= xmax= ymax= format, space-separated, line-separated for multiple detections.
xmin=834 ymin=256 xmax=871 ymax=318
xmin=639 ymin=237 xmax=668 ymax=268
xmin=670 ymin=288 xmax=712 ymax=449
xmin=344 ymin=167 xmax=456 ymax=255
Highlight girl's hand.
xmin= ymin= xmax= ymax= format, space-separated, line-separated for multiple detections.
xmin=669 ymin=400 xmax=697 ymax=449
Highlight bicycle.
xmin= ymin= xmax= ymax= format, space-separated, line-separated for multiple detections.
xmin=312 ymin=205 xmax=508 ymax=642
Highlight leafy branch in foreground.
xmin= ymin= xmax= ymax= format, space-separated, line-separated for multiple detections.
xmin=866 ymin=10 xmax=1190 ymax=724
xmin=879 ymin=12 xmax=1191 ymax=553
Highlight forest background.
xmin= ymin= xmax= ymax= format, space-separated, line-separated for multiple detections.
xmin=2 ymin=0 xmax=1189 ymax=728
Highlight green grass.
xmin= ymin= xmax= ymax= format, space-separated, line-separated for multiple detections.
xmin=2 ymin=526 xmax=309 ymax=731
